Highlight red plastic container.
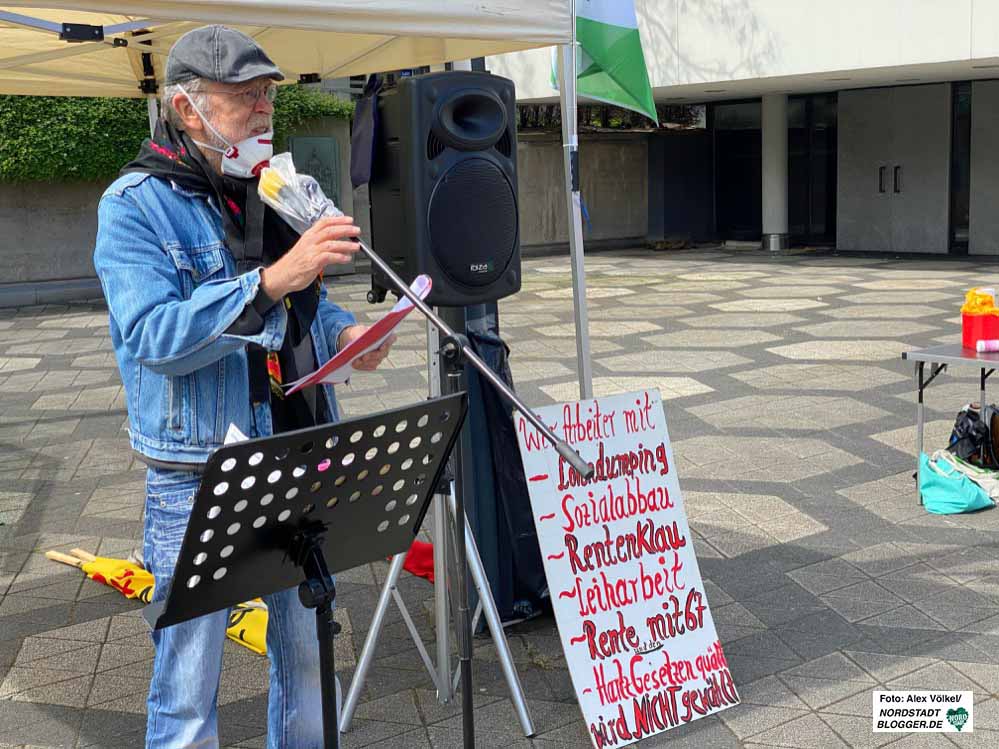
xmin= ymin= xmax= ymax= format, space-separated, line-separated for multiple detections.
xmin=962 ymin=312 xmax=999 ymax=349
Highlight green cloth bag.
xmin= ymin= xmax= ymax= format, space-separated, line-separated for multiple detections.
xmin=920 ymin=452 xmax=995 ymax=514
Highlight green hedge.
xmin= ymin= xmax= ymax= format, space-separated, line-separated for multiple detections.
xmin=0 ymin=85 xmax=354 ymax=183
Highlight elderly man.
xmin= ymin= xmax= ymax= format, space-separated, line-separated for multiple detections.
xmin=94 ymin=25 xmax=391 ymax=748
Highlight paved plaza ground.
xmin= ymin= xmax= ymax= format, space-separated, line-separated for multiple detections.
xmin=3 ymin=247 xmax=999 ymax=748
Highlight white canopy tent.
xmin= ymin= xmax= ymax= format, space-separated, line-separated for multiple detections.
xmin=0 ymin=3 xmax=570 ymax=96
xmin=0 ymin=1 xmax=594 ymax=398
xmin=1 ymin=5 xmax=597 ymax=740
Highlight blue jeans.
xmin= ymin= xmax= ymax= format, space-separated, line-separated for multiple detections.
xmin=143 ymin=468 xmax=325 ymax=748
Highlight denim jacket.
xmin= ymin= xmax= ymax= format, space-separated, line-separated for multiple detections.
xmin=94 ymin=172 xmax=356 ymax=466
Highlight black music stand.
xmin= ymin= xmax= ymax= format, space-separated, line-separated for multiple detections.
xmin=143 ymin=393 xmax=468 ymax=749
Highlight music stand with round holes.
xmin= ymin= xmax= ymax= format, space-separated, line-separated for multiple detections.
xmin=142 ymin=393 xmax=468 ymax=749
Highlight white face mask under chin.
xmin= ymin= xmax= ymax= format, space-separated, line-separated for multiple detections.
xmin=179 ymin=83 xmax=274 ymax=179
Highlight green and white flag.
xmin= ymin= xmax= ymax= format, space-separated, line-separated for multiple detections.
xmin=552 ymin=0 xmax=657 ymax=122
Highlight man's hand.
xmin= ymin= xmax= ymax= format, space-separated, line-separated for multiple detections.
xmin=260 ymin=216 xmax=360 ymax=299
xmin=337 ymin=325 xmax=396 ymax=371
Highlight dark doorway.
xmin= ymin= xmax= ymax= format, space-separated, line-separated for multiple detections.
xmin=789 ymin=93 xmax=838 ymax=244
xmin=712 ymin=101 xmax=762 ymax=240
xmin=950 ymin=81 xmax=972 ymax=254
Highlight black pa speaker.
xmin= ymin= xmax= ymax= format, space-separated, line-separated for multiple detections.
xmin=368 ymin=71 xmax=521 ymax=307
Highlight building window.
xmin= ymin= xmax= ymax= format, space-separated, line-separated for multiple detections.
xmin=712 ymin=101 xmax=762 ymax=240
xmin=788 ymin=93 xmax=837 ymax=244
xmin=950 ymin=81 xmax=972 ymax=253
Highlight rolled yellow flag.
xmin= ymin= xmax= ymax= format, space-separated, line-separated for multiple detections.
xmin=48 ymin=550 xmax=268 ymax=656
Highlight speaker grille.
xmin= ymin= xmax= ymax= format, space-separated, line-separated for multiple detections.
xmin=495 ymin=129 xmax=512 ymax=158
xmin=428 ymin=158 xmax=517 ymax=289
xmin=426 ymin=131 xmax=446 ymax=161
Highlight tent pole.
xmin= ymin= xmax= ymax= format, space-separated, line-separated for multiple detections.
xmin=146 ymin=97 xmax=159 ymax=137
xmin=556 ymin=31 xmax=593 ymax=400
xmin=0 ymin=10 xmax=61 ymax=34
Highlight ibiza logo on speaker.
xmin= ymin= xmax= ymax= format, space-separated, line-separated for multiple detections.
xmin=469 ymin=261 xmax=494 ymax=275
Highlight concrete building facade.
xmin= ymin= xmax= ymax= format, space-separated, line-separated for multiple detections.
xmin=488 ymin=0 xmax=999 ymax=254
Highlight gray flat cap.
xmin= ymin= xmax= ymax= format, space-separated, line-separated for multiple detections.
xmin=165 ymin=25 xmax=284 ymax=85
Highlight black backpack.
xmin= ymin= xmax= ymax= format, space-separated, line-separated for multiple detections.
xmin=948 ymin=403 xmax=999 ymax=469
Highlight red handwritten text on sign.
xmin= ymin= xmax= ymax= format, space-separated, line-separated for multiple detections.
xmin=516 ymin=390 xmax=739 ymax=748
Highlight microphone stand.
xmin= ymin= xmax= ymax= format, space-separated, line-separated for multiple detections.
xmin=354 ymin=239 xmax=594 ymax=748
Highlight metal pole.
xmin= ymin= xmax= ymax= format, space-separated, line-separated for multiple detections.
xmin=427 ymin=317 xmax=453 ymax=702
xmin=916 ymin=362 xmax=924 ymax=506
xmin=339 ymin=552 xmax=408 ymax=732
xmin=146 ymin=96 xmax=158 ymax=137
xmin=341 ymin=314 xmax=538 ymax=734
xmin=447 ymin=491 xmax=535 ymax=736
xmin=340 ymin=487 xmax=535 ymax=734
xmin=316 ymin=600 xmax=340 ymax=749
xmin=331 ymin=170 xmax=593 ymax=745
xmin=349 ymin=236 xmax=592 ymax=477
xmin=440 ymin=321 xmax=475 ymax=748
xmin=556 ymin=30 xmax=594 ymax=400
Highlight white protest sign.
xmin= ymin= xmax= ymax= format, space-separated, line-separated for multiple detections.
xmin=515 ymin=389 xmax=739 ymax=748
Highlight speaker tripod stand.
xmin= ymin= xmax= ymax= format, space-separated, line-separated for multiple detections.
xmin=342 ymin=238 xmax=593 ymax=747
xmin=341 ymin=316 xmax=534 ymax=737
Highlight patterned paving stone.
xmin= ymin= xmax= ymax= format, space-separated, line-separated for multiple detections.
xmin=743 ymin=712 xmax=850 ymax=747
xmin=506 ymin=337 xmax=623 ymax=358
xmin=688 ymin=395 xmax=890 ymax=431
xmin=869 ymin=420 xmax=954 ymax=454
xmin=762 ymin=274 xmax=864 ymax=285
xmin=820 ymin=305 xmax=948 ymax=319
xmin=597 ymin=304 xmax=695 ymax=320
xmin=686 ymin=491 xmax=828 ymax=557
xmin=0 ymin=357 xmax=42 ymax=372
xmin=495 ymin=312 xmax=561 ymax=327
xmin=535 ymin=320 xmax=662 ymax=337
xmin=855 ymin=279 xmax=963 ymax=290
xmin=837 ymin=473 xmax=927 ymax=524
xmin=539 ymin=375 xmax=712 ymax=402
xmin=730 ymin=363 xmax=908 ymax=391
xmin=619 ymin=291 xmax=723 ymax=305
xmin=890 ymin=379 xmax=991 ymax=414
xmin=3 ymin=248 xmax=999 ymax=748
xmin=794 ymin=320 xmax=938 ymax=338
xmin=736 ymin=285 xmax=843 ymax=299
xmin=535 ymin=286 xmax=634 ymax=299
xmin=673 ymin=436 xmax=862 ymax=482
xmin=600 ymin=348 xmax=752 ymax=373
xmin=507 ymin=360 xmax=575 ymax=383
xmin=6 ymin=339 xmax=107 ymax=356
xmin=642 ymin=329 xmax=782 ymax=348
xmin=711 ymin=299 xmax=829 ymax=313
xmin=679 ymin=271 xmax=770 ymax=281
xmin=682 ymin=312 xmax=808 ymax=328
xmin=767 ymin=340 xmax=909 ymax=362
xmin=840 ymin=290 xmax=954 ymax=304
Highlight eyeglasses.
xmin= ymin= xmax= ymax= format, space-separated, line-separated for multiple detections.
xmin=209 ymin=84 xmax=278 ymax=107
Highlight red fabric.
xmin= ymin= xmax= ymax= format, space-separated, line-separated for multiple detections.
xmin=401 ymin=540 xmax=435 ymax=584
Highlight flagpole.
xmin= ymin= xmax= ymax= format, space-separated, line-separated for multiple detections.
xmin=558 ymin=0 xmax=594 ymax=400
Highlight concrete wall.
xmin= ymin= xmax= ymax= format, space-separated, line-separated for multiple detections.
xmin=0 ymin=181 xmax=104 ymax=285
xmin=286 ymin=117 xmax=356 ymax=275
xmin=489 ymin=0 xmax=998 ymax=101
xmin=0 ymin=120 xmax=646 ymax=298
xmin=970 ymin=80 xmax=999 ymax=255
xmin=0 ymin=116 xmax=353 ymax=292
xmin=517 ymin=132 xmax=648 ymax=248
